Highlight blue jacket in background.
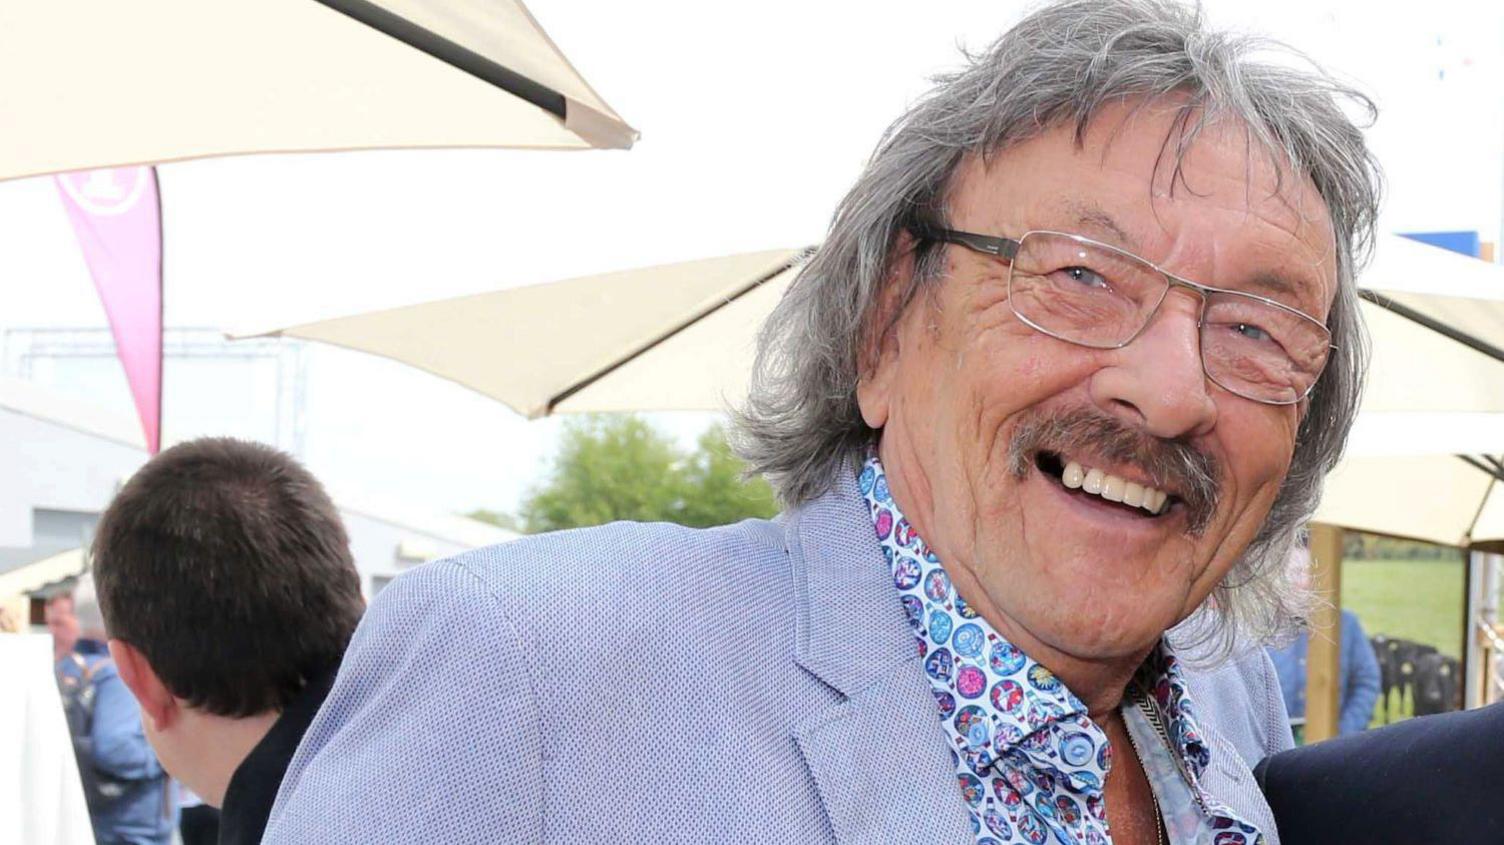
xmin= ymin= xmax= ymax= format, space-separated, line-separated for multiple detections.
xmin=1267 ymin=610 xmax=1382 ymax=736
xmin=57 ymin=640 xmax=176 ymax=845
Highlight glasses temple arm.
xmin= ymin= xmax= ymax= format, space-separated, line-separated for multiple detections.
xmin=910 ymin=225 xmax=1020 ymax=259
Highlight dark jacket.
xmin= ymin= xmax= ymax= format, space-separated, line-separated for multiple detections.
xmin=218 ymin=669 xmax=338 ymax=845
xmin=1255 ymin=701 xmax=1504 ymax=844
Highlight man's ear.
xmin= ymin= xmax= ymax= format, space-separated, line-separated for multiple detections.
xmin=856 ymin=231 xmax=921 ymax=430
xmin=108 ymin=639 xmax=178 ymax=732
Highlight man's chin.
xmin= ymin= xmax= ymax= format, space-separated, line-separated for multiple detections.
xmin=1009 ymin=601 xmax=1179 ymax=667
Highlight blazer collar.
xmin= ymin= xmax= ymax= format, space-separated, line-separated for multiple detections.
xmin=786 ymin=467 xmax=919 ymax=698
xmin=784 ymin=467 xmax=974 ymax=843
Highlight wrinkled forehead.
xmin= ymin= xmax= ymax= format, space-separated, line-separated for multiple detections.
xmin=1138 ymin=105 xmax=1336 ymax=241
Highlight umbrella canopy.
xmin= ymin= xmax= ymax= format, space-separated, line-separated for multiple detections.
xmin=241 ymin=248 xmax=809 ymax=418
xmin=1314 ymin=235 xmax=1504 ymax=547
xmin=1315 ymin=450 xmax=1504 ymax=547
xmin=0 ymin=0 xmax=637 ymax=182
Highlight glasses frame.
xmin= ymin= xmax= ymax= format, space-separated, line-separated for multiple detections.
xmin=912 ymin=225 xmax=1336 ymax=406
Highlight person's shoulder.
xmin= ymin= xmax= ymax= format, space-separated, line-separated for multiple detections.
xmin=86 ymin=653 xmax=119 ymax=681
xmin=370 ymin=516 xmax=791 ymax=644
xmin=441 ymin=516 xmax=787 ymax=603
xmin=1178 ymin=642 xmax=1293 ymax=764
xmin=1281 ymin=700 xmax=1504 ymax=768
xmin=1338 ymin=609 xmax=1368 ymax=636
xmin=62 ymin=647 xmax=118 ymax=683
xmin=1258 ymin=702 xmax=1504 ymax=842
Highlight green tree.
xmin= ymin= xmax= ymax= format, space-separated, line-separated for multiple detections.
xmin=517 ymin=415 xmax=777 ymax=533
xmin=465 ymin=509 xmax=522 ymax=533
xmin=677 ymin=424 xmax=778 ymax=528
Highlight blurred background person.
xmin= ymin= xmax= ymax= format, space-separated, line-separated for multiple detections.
xmin=1267 ymin=544 xmax=1382 ymax=740
xmin=54 ymin=576 xmax=175 ymax=845
xmin=45 ymin=590 xmax=83 ymax=664
xmin=91 ymin=437 xmax=365 ymax=845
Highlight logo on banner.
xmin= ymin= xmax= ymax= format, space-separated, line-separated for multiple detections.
xmin=57 ymin=167 xmax=152 ymax=216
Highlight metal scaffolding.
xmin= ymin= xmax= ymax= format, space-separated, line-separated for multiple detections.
xmin=2 ymin=326 xmax=308 ymax=456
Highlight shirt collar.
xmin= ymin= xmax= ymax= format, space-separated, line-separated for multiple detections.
xmin=859 ymin=450 xmax=1214 ymax=789
xmin=1132 ymin=643 xmax=1212 ymax=780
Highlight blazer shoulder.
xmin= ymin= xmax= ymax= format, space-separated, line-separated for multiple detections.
xmin=434 ymin=516 xmax=790 ymax=609
xmin=267 ymin=551 xmax=547 ymax=842
xmin=1182 ymin=645 xmax=1294 ymax=767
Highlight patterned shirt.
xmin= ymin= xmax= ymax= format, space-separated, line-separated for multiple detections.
xmin=858 ymin=454 xmax=1264 ymax=845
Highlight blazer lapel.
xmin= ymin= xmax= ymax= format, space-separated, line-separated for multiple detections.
xmin=786 ymin=471 xmax=973 ymax=844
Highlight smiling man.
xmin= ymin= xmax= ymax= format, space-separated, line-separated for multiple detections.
xmin=266 ymin=1 xmax=1380 ymax=843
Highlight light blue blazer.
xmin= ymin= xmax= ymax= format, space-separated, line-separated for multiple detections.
xmin=266 ymin=472 xmax=1288 ymax=843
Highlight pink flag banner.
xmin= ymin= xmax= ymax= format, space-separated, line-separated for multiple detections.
xmin=55 ymin=167 xmax=164 ymax=453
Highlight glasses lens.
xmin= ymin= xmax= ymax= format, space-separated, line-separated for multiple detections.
xmin=1007 ymin=231 xmax=1331 ymax=405
xmin=1009 ymin=232 xmax=1167 ymax=347
xmin=1201 ymin=293 xmax=1330 ymax=404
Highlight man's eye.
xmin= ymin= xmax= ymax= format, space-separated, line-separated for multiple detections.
xmin=1059 ymin=266 xmax=1110 ymax=290
xmin=1233 ymin=322 xmax=1274 ymax=343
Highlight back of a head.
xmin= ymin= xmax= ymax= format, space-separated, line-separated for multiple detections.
xmin=92 ymin=437 xmax=364 ymax=717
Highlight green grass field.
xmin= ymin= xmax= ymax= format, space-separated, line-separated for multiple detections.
xmin=1341 ymin=557 xmax=1467 ymax=658
xmin=1340 ymin=557 xmax=1469 ymax=723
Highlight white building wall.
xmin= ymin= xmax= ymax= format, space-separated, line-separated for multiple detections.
xmin=2 ymin=379 xmax=511 ymax=596
xmin=0 ymin=385 xmax=145 ymax=553
xmin=340 ymin=509 xmax=491 ymax=600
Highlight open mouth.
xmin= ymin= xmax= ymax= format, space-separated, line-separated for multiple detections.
xmin=1033 ymin=450 xmax=1176 ymax=518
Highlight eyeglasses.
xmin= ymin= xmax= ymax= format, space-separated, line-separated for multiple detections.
xmin=911 ymin=226 xmax=1335 ymax=406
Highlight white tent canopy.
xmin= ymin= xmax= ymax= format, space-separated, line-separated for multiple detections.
xmin=0 ymin=0 xmax=637 ymax=182
xmin=1314 ymin=236 xmax=1504 ymax=546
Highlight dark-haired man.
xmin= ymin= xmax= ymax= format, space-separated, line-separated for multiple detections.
xmin=91 ymin=437 xmax=365 ymax=845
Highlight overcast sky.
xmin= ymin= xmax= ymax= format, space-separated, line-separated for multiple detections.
xmin=3 ymin=0 xmax=1502 ymax=519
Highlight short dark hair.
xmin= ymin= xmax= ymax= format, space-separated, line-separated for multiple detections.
xmin=92 ymin=437 xmax=364 ymax=717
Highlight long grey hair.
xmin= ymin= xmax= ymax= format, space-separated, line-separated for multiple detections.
xmin=734 ymin=0 xmax=1382 ymax=656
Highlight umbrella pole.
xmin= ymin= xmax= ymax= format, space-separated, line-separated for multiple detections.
xmin=1304 ymin=523 xmax=1344 ymax=742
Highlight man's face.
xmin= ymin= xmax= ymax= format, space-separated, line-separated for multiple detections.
xmin=858 ymin=100 xmax=1337 ymax=665
xmin=45 ymin=595 xmax=79 ymax=659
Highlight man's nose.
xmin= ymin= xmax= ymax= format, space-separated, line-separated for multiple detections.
xmin=1088 ymin=293 xmax=1218 ymax=439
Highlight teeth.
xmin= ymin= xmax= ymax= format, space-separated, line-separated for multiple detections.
xmin=1148 ymin=489 xmax=1168 ymax=513
xmin=1062 ymin=462 xmax=1084 ymax=489
xmin=1082 ymin=468 xmax=1105 ymax=495
xmin=1055 ymin=460 xmax=1168 ymax=515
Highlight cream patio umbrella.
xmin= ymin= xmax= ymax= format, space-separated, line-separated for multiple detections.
xmin=239 ymin=247 xmax=812 ymax=418
xmin=1309 ymin=234 xmax=1504 ymax=547
xmin=3 ymin=0 xmax=637 ymax=453
xmin=1318 ymin=417 xmax=1504 ymax=548
xmin=0 ymin=0 xmax=637 ymax=182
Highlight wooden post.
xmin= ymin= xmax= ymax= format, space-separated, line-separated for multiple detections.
xmin=1305 ymin=523 xmax=1344 ymax=742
